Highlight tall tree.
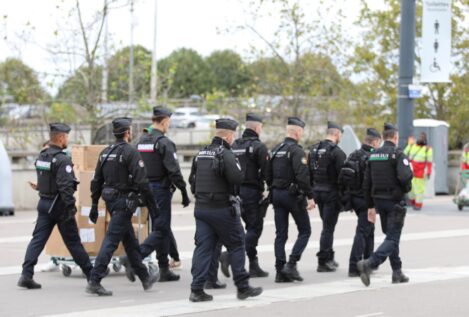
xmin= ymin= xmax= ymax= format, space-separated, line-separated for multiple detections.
xmin=0 ymin=58 xmax=49 ymax=104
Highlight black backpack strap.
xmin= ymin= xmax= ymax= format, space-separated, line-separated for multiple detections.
xmin=154 ymin=135 xmax=167 ymax=154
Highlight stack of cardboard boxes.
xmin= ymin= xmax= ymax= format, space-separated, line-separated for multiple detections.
xmin=45 ymin=145 xmax=149 ymax=258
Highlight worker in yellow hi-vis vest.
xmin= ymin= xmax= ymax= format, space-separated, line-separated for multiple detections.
xmin=404 ymin=132 xmax=433 ymax=210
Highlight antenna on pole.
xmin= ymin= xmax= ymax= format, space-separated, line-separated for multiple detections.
xmin=101 ymin=0 xmax=109 ymax=103
xmin=128 ymin=0 xmax=135 ymax=105
xmin=150 ymin=0 xmax=158 ymax=108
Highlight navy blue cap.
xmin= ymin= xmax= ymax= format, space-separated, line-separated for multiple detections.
xmin=366 ymin=128 xmax=381 ymax=138
xmin=327 ymin=121 xmax=343 ymax=133
xmin=384 ymin=122 xmax=397 ymax=131
xmin=288 ymin=117 xmax=305 ymax=128
xmin=49 ymin=123 xmax=71 ymax=134
xmin=246 ymin=113 xmax=263 ymax=123
xmin=153 ymin=106 xmax=172 ymax=118
xmin=215 ymin=118 xmax=238 ymax=131
xmin=112 ymin=117 xmax=132 ymax=134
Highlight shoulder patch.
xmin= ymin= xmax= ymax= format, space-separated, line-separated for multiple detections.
xmin=138 ymin=160 xmax=145 ymax=168
xmin=403 ymin=158 xmax=409 ymax=166
xmin=173 ymin=152 xmax=178 ymax=160
xmin=301 ymin=157 xmax=307 ymax=165
xmin=65 ymin=165 xmax=73 ymax=173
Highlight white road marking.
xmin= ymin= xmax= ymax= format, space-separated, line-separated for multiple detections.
xmin=44 ymin=265 xmax=469 ymax=317
xmin=1 ymin=227 xmax=469 ymax=277
xmin=354 ymin=313 xmax=384 ymax=317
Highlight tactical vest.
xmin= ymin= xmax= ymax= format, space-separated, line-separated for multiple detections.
xmin=137 ymin=133 xmax=166 ymax=182
xmin=309 ymin=141 xmax=337 ymax=188
xmin=368 ymin=147 xmax=402 ymax=199
xmin=270 ymin=143 xmax=294 ymax=187
xmin=194 ymin=145 xmax=230 ymax=197
xmin=101 ymin=143 xmax=134 ymax=192
xmin=35 ymin=149 xmax=66 ymax=197
xmin=232 ymin=137 xmax=259 ymax=186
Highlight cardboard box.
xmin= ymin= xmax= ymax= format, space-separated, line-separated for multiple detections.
xmin=45 ymin=206 xmax=106 ymax=257
xmin=76 ymin=170 xmax=105 ymax=208
xmin=45 ymin=221 xmax=106 ymax=257
xmin=72 ymin=145 xmax=106 ymax=171
xmin=111 ymin=223 xmax=149 ymax=257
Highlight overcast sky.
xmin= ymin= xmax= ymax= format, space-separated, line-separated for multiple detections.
xmin=0 ymin=0 xmax=386 ymax=92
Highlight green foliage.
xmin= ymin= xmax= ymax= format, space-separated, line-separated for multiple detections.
xmin=206 ymin=49 xmax=252 ymax=96
xmin=108 ymin=45 xmax=152 ymax=102
xmin=47 ymin=102 xmax=78 ymax=123
xmin=0 ymin=58 xmax=49 ymax=104
xmin=158 ymin=48 xmax=212 ymax=98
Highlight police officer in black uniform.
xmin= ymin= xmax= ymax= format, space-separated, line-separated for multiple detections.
xmin=270 ymin=117 xmax=315 ymax=283
xmin=18 ymin=123 xmax=93 ymax=289
xmin=124 ymin=106 xmax=189 ymax=282
xmin=189 ymin=118 xmax=263 ymax=302
xmin=86 ymin=117 xmax=159 ymax=296
xmin=225 ymin=112 xmax=270 ymax=277
xmin=357 ymin=123 xmax=413 ymax=286
xmin=338 ymin=128 xmax=382 ymax=277
xmin=309 ymin=121 xmax=346 ymax=272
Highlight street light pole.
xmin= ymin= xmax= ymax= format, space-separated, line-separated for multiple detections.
xmin=128 ymin=0 xmax=135 ymax=105
xmin=150 ymin=0 xmax=158 ymax=107
xmin=397 ymin=0 xmax=416 ymax=147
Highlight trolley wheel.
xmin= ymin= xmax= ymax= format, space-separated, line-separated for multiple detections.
xmin=61 ymin=265 xmax=72 ymax=277
xmin=113 ymin=262 xmax=122 ymax=273
xmin=458 ymin=204 xmax=464 ymax=211
xmin=148 ymin=263 xmax=158 ymax=276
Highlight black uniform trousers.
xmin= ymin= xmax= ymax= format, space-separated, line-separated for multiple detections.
xmin=367 ymin=199 xmax=404 ymax=271
xmin=90 ymin=198 xmax=149 ymax=283
xmin=272 ymin=189 xmax=311 ymax=271
xmin=240 ymin=186 xmax=264 ymax=261
xmin=191 ymin=207 xmax=249 ymax=290
xmin=139 ymin=182 xmax=173 ymax=268
xmin=348 ymin=196 xmax=375 ymax=273
xmin=314 ymin=190 xmax=341 ymax=265
xmin=22 ymin=198 xmax=93 ymax=279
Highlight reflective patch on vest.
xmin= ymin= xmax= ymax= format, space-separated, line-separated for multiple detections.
xmin=65 ymin=165 xmax=73 ymax=173
xmin=369 ymin=153 xmax=389 ymax=161
xmin=236 ymin=162 xmax=242 ymax=170
xmin=232 ymin=149 xmax=246 ymax=156
xmin=137 ymin=144 xmax=155 ymax=152
xmin=197 ymin=150 xmax=216 ymax=159
xmin=138 ymin=160 xmax=145 ymax=168
xmin=36 ymin=160 xmax=51 ymax=171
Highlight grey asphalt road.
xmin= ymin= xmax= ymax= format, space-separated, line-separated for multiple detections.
xmin=1 ymin=196 xmax=469 ymax=317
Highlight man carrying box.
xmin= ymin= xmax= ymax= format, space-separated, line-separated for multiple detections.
xmin=18 ymin=123 xmax=93 ymax=289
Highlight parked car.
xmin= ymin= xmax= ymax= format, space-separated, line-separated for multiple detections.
xmin=170 ymin=107 xmax=203 ymax=128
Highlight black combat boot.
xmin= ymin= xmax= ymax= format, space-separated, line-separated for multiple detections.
xmin=158 ymin=267 xmax=180 ymax=282
xmin=17 ymin=276 xmax=41 ymax=289
xmin=357 ymin=259 xmax=372 ymax=287
xmin=204 ymin=280 xmax=227 ymax=289
xmin=237 ymin=286 xmax=263 ymax=300
xmin=219 ymin=251 xmax=230 ymax=278
xmin=275 ymin=271 xmax=294 ymax=283
xmin=249 ymin=259 xmax=269 ymax=278
xmin=86 ymin=280 xmax=113 ymax=296
xmin=281 ymin=262 xmax=303 ymax=281
xmin=120 ymin=256 xmax=136 ymax=283
xmin=392 ymin=270 xmax=409 ymax=284
xmin=317 ymin=261 xmax=337 ymax=273
xmin=189 ymin=289 xmax=213 ymax=302
xmin=142 ymin=273 xmax=159 ymax=291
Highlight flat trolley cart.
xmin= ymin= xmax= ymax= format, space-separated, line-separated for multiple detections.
xmin=453 ymin=170 xmax=469 ymax=211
